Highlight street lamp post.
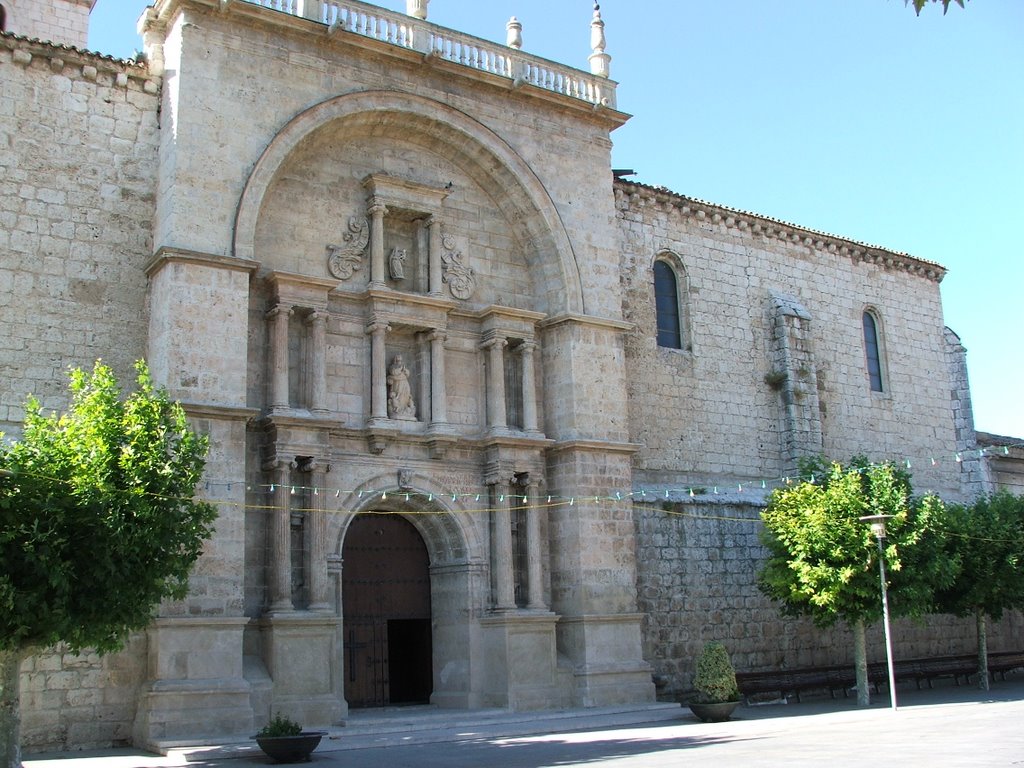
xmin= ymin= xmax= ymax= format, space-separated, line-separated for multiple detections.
xmin=860 ymin=514 xmax=898 ymax=711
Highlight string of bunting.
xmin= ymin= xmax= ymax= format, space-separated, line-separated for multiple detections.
xmin=194 ymin=439 xmax=1022 ymax=511
xmin=3 ymin=440 xmax=1020 ymax=528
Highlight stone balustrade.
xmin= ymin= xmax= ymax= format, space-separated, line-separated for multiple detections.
xmin=241 ymin=0 xmax=617 ymax=108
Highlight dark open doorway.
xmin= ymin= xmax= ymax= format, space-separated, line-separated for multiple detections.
xmin=342 ymin=514 xmax=433 ymax=708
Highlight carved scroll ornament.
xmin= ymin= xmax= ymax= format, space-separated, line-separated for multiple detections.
xmin=440 ymin=232 xmax=475 ymax=300
xmin=326 ymin=216 xmax=369 ymax=280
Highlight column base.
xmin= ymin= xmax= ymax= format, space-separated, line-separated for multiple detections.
xmin=478 ymin=611 xmax=573 ymax=710
xmin=557 ymin=613 xmax=656 ymax=708
xmin=133 ymin=617 xmax=253 ymax=749
xmin=259 ymin=612 xmax=345 ymax=727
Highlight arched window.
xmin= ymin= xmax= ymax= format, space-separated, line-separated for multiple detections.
xmin=0 ymin=5 xmax=6 ymax=32
xmin=653 ymin=259 xmax=684 ymax=349
xmin=862 ymin=310 xmax=885 ymax=392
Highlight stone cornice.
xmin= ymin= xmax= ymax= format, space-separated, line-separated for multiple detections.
xmin=547 ymin=439 xmax=640 ymax=455
xmin=539 ymin=312 xmax=634 ymax=333
xmin=180 ymin=403 xmax=260 ymax=422
xmin=614 ymin=180 xmax=946 ymax=284
xmin=145 ymin=247 xmax=260 ymax=278
xmin=1 ymin=31 xmax=157 ymax=91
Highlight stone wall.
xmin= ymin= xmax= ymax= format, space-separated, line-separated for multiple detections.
xmin=1 ymin=36 xmax=160 ymax=754
xmin=0 ymin=36 xmax=159 ymax=434
xmin=2 ymin=0 xmax=94 ymax=50
xmin=617 ymin=182 xmax=966 ymax=501
xmin=18 ymin=636 xmax=147 ymax=751
xmin=634 ymin=500 xmax=1024 ymax=701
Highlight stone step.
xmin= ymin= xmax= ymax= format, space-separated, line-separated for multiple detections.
xmin=163 ymin=702 xmax=685 ymax=761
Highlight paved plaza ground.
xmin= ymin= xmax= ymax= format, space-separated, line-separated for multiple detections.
xmin=24 ymin=673 xmax=1024 ymax=768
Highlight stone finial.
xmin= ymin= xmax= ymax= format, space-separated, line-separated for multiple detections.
xmin=406 ymin=0 xmax=429 ymax=20
xmin=589 ymin=3 xmax=611 ymax=78
xmin=506 ymin=16 xmax=523 ymax=50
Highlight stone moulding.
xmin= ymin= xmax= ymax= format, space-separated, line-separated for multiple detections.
xmin=144 ymin=247 xmax=260 ymax=278
xmin=613 ymin=181 xmax=946 ymax=284
xmin=2 ymin=32 xmax=156 ymax=91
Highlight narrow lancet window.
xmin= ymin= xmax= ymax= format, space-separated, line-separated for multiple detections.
xmin=863 ymin=311 xmax=884 ymax=392
xmin=654 ymin=260 xmax=682 ymax=349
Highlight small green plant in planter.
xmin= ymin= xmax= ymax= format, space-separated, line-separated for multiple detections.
xmin=258 ymin=713 xmax=303 ymax=738
xmin=254 ymin=713 xmax=324 ymax=763
xmin=688 ymin=641 xmax=741 ymax=722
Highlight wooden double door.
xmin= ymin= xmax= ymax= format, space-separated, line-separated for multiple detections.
xmin=342 ymin=514 xmax=433 ymax=708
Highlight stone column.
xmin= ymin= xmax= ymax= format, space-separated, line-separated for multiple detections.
xmin=522 ymin=478 xmax=546 ymax=610
xmin=481 ymin=335 xmax=508 ymax=431
xmin=491 ymin=478 xmax=516 ymax=610
xmin=428 ymin=329 xmax=448 ymax=425
xmin=307 ymin=460 xmax=331 ymax=611
xmin=267 ymin=305 xmax=293 ymax=412
xmin=307 ymin=311 xmax=328 ymax=415
xmin=267 ymin=461 xmax=294 ymax=612
xmin=368 ymin=197 xmax=388 ymax=288
xmin=518 ymin=339 xmax=539 ymax=433
xmin=368 ymin=321 xmax=389 ymax=420
xmin=427 ymin=217 xmax=443 ymax=296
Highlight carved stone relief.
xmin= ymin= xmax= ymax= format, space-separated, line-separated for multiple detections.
xmin=389 ymin=247 xmax=407 ymax=280
xmin=326 ymin=216 xmax=369 ymax=280
xmin=440 ymin=232 xmax=475 ymax=300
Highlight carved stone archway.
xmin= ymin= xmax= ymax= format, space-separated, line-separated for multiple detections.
xmin=332 ymin=482 xmax=484 ymax=709
xmin=232 ymin=90 xmax=584 ymax=316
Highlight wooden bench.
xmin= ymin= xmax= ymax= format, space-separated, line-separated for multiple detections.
xmin=736 ymin=651 xmax=1024 ymax=703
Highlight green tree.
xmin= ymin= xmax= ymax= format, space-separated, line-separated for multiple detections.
xmin=906 ymin=0 xmax=967 ymax=14
xmin=0 ymin=362 xmax=217 ymax=768
xmin=936 ymin=491 xmax=1024 ymax=690
xmin=758 ymin=457 xmax=953 ymax=705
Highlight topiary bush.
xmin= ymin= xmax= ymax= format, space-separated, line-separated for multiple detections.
xmin=691 ymin=641 xmax=740 ymax=703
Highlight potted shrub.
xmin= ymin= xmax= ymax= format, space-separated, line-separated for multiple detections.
xmin=254 ymin=712 xmax=326 ymax=763
xmin=687 ymin=641 xmax=741 ymax=722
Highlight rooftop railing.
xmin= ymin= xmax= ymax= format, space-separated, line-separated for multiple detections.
xmin=240 ymin=0 xmax=617 ymax=109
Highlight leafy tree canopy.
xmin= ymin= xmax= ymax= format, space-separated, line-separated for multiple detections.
xmin=906 ymin=0 xmax=967 ymax=14
xmin=936 ymin=491 xmax=1024 ymax=621
xmin=0 ymin=361 xmax=217 ymax=655
xmin=758 ymin=456 xmax=953 ymax=629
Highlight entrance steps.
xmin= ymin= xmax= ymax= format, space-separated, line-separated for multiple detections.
xmin=162 ymin=702 xmax=685 ymax=761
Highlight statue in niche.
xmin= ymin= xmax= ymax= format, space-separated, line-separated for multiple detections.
xmin=389 ymin=248 xmax=407 ymax=280
xmin=387 ymin=354 xmax=417 ymax=421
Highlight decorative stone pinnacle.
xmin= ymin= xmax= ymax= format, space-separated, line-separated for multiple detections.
xmin=406 ymin=0 xmax=428 ymax=20
xmin=506 ymin=16 xmax=523 ymax=50
xmin=589 ymin=2 xmax=611 ymax=78
xmin=591 ymin=4 xmax=606 ymax=53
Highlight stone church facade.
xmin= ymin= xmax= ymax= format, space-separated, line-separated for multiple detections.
xmin=2 ymin=0 xmax=1019 ymax=752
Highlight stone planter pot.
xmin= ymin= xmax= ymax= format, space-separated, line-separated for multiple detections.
xmin=254 ymin=731 xmax=325 ymax=763
xmin=687 ymin=700 xmax=740 ymax=723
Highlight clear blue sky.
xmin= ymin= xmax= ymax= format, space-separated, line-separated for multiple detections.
xmin=89 ymin=0 xmax=1024 ymax=439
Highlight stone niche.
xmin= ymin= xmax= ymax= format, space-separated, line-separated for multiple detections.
xmin=362 ymin=173 xmax=451 ymax=296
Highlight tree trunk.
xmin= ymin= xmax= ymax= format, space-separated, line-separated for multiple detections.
xmin=976 ymin=609 xmax=990 ymax=691
xmin=0 ymin=648 xmax=27 ymax=768
xmin=852 ymin=618 xmax=870 ymax=707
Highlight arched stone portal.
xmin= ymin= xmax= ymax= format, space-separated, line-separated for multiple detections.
xmin=334 ymin=491 xmax=485 ymax=711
